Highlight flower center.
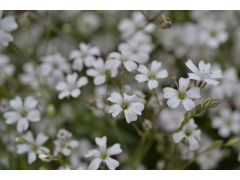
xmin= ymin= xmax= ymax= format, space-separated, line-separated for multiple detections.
xmin=100 ymin=152 xmax=108 ymax=160
xmin=20 ymin=111 xmax=28 ymax=117
xmin=210 ymin=31 xmax=217 ymax=37
xmin=185 ymin=129 xmax=192 ymax=136
xmin=148 ymin=74 xmax=156 ymax=80
xmin=178 ymin=92 xmax=186 ymax=100
xmin=121 ymin=102 xmax=129 ymax=109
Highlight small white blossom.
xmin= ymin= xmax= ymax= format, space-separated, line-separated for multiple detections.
xmin=107 ymin=92 xmax=144 ymax=123
xmin=135 ymin=60 xmax=168 ymax=89
xmin=0 ymin=12 xmax=18 ymax=47
xmin=54 ymin=129 xmax=79 ymax=156
xmin=17 ymin=131 xmax=49 ymax=164
xmin=56 ymin=73 xmax=88 ymax=99
xmin=185 ymin=59 xmax=222 ymax=86
xmin=4 ymin=96 xmax=40 ymax=133
xmin=173 ymin=119 xmax=201 ymax=151
xmin=212 ymin=108 xmax=240 ymax=137
xmin=163 ymin=78 xmax=201 ymax=111
xmin=85 ymin=136 xmax=122 ymax=170
xmin=70 ymin=43 xmax=100 ymax=70
xmin=0 ymin=54 xmax=15 ymax=83
xmin=86 ymin=58 xmax=117 ymax=85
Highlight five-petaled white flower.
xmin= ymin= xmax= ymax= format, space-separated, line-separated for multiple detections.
xmin=163 ymin=78 xmax=201 ymax=111
xmin=212 ymin=108 xmax=240 ymax=138
xmin=70 ymin=43 xmax=100 ymax=70
xmin=54 ymin=129 xmax=79 ymax=156
xmin=4 ymin=96 xmax=41 ymax=133
xmin=107 ymin=92 xmax=144 ymax=123
xmin=56 ymin=73 xmax=88 ymax=99
xmin=17 ymin=131 xmax=49 ymax=164
xmin=0 ymin=11 xmax=18 ymax=47
xmin=86 ymin=58 xmax=117 ymax=85
xmin=85 ymin=136 xmax=122 ymax=170
xmin=135 ymin=60 xmax=168 ymax=89
xmin=185 ymin=59 xmax=222 ymax=86
xmin=173 ymin=119 xmax=201 ymax=151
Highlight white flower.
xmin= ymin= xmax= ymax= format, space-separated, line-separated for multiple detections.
xmin=85 ymin=136 xmax=122 ymax=170
xmin=173 ymin=119 xmax=201 ymax=151
xmin=199 ymin=19 xmax=228 ymax=49
xmin=0 ymin=12 xmax=18 ymax=47
xmin=163 ymin=78 xmax=201 ymax=111
xmin=135 ymin=60 xmax=168 ymax=89
xmin=118 ymin=11 xmax=155 ymax=39
xmin=107 ymin=51 xmax=137 ymax=72
xmin=4 ymin=96 xmax=41 ymax=133
xmin=185 ymin=59 xmax=222 ymax=86
xmin=54 ymin=129 xmax=79 ymax=156
xmin=17 ymin=131 xmax=49 ymax=164
xmin=86 ymin=58 xmax=117 ymax=85
xmin=212 ymin=108 xmax=240 ymax=138
xmin=0 ymin=54 xmax=15 ymax=83
xmin=69 ymin=43 xmax=100 ymax=70
xmin=107 ymin=92 xmax=144 ymax=123
xmin=56 ymin=73 xmax=88 ymax=99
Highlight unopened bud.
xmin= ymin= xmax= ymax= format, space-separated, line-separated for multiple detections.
xmin=142 ymin=119 xmax=152 ymax=131
xmin=39 ymin=154 xmax=53 ymax=162
xmin=160 ymin=15 xmax=172 ymax=29
xmin=15 ymin=137 xmax=27 ymax=144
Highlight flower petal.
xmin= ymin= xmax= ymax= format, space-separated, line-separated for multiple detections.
xmin=105 ymin=157 xmax=119 ymax=170
xmin=182 ymin=99 xmax=195 ymax=111
xmin=107 ymin=143 xmax=122 ymax=156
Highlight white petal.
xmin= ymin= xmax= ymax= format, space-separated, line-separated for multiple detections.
xmin=188 ymin=73 xmax=201 ymax=81
xmin=17 ymin=119 xmax=29 ymax=133
xmin=186 ymin=87 xmax=201 ymax=99
xmin=182 ymin=99 xmax=195 ymax=111
xmin=188 ymin=136 xmax=199 ymax=151
xmin=137 ymin=65 xmax=149 ymax=75
xmin=4 ymin=111 xmax=19 ymax=124
xmin=124 ymin=109 xmax=137 ymax=123
xmin=71 ymin=89 xmax=80 ymax=98
xmin=28 ymin=152 xmax=37 ymax=164
xmin=88 ymin=158 xmax=102 ymax=170
xmin=211 ymin=69 xmax=222 ymax=79
xmin=108 ymin=104 xmax=122 ymax=117
xmin=17 ymin=144 xmax=30 ymax=154
xmin=10 ymin=96 xmax=23 ymax=111
xmin=129 ymin=102 xmax=144 ymax=115
xmin=173 ymin=131 xmax=185 ymax=143
xmin=94 ymin=76 xmax=106 ymax=85
xmin=36 ymin=133 xmax=48 ymax=145
xmin=58 ymin=91 xmax=70 ymax=99
xmin=56 ymin=82 xmax=68 ymax=91
xmin=150 ymin=60 xmax=161 ymax=73
xmin=27 ymin=110 xmax=40 ymax=122
xmin=66 ymin=73 xmax=78 ymax=84
xmin=0 ymin=31 xmax=12 ymax=46
xmin=86 ymin=69 xmax=98 ymax=76
xmin=95 ymin=136 xmax=107 ymax=150
xmin=178 ymin=78 xmax=190 ymax=92
xmin=77 ymin=76 xmax=88 ymax=87
xmin=148 ymin=80 xmax=158 ymax=89
xmin=108 ymin=92 xmax=122 ymax=104
xmin=156 ymin=70 xmax=168 ymax=79
xmin=0 ymin=16 xmax=18 ymax=31
xmin=124 ymin=61 xmax=137 ymax=72
xmin=167 ymin=97 xmax=181 ymax=109
xmin=85 ymin=149 xmax=99 ymax=158
xmin=163 ymin=87 xmax=178 ymax=99
xmin=24 ymin=96 xmax=38 ymax=110
xmin=135 ymin=74 xmax=148 ymax=82
xmin=105 ymin=157 xmax=119 ymax=170
xmin=185 ymin=59 xmax=198 ymax=73
xmin=205 ymin=79 xmax=219 ymax=85
xmin=107 ymin=143 xmax=122 ymax=156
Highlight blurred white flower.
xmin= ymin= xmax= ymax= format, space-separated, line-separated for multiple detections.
xmin=86 ymin=58 xmax=117 ymax=85
xmin=85 ymin=136 xmax=122 ymax=170
xmin=107 ymin=51 xmax=137 ymax=72
xmin=173 ymin=119 xmax=201 ymax=151
xmin=107 ymin=92 xmax=144 ymax=123
xmin=118 ymin=11 xmax=155 ymax=39
xmin=135 ymin=60 xmax=168 ymax=89
xmin=212 ymin=108 xmax=240 ymax=137
xmin=0 ymin=12 xmax=18 ymax=47
xmin=54 ymin=129 xmax=79 ymax=156
xmin=70 ymin=43 xmax=100 ymax=70
xmin=199 ymin=19 xmax=228 ymax=49
xmin=0 ymin=54 xmax=15 ymax=83
xmin=163 ymin=78 xmax=201 ymax=111
xmin=4 ymin=96 xmax=40 ymax=133
xmin=17 ymin=131 xmax=49 ymax=164
xmin=56 ymin=73 xmax=88 ymax=99
xmin=185 ymin=59 xmax=222 ymax=86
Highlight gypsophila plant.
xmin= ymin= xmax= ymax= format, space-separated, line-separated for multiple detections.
xmin=0 ymin=10 xmax=240 ymax=170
